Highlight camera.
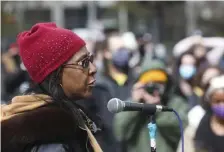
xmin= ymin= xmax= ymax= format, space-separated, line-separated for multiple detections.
xmin=144 ymin=83 xmax=165 ymax=96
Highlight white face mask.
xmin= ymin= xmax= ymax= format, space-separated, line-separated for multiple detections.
xmin=179 ymin=64 xmax=196 ymax=79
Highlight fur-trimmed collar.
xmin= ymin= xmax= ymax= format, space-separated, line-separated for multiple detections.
xmin=1 ymin=94 xmax=102 ymax=152
xmin=2 ymin=103 xmax=79 ymax=151
xmin=1 ymin=94 xmax=51 ymax=121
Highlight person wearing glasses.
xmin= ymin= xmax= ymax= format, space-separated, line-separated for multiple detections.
xmin=1 ymin=23 xmax=102 ymax=152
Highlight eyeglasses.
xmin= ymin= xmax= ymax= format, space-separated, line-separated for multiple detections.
xmin=63 ymin=53 xmax=94 ymax=69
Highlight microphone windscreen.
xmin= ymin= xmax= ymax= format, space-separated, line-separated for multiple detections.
xmin=107 ymin=98 xmax=123 ymax=113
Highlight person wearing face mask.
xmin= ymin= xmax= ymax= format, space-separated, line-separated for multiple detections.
xmin=175 ymin=52 xmax=199 ymax=109
xmin=112 ymin=47 xmax=131 ymax=75
xmin=178 ymin=53 xmax=197 ymax=81
xmin=187 ymin=66 xmax=223 ymax=128
xmin=174 ymin=36 xmax=224 ymax=74
xmin=114 ymin=59 xmax=188 ymax=152
xmin=177 ymin=75 xmax=224 ymax=152
xmin=97 ymin=35 xmax=135 ymax=100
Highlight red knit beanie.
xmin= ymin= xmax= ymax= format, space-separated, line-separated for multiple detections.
xmin=17 ymin=22 xmax=86 ymax=83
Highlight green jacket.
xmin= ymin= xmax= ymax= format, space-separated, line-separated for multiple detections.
xmin=113 ymin=95 xmax=188 ymax=152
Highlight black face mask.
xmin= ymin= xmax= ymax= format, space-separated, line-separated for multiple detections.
xmin=112 ymin=48 xmax=130 ymax=74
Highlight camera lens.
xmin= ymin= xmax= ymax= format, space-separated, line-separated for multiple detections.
xmin=145 ymin=83 xmax=165 ymax=95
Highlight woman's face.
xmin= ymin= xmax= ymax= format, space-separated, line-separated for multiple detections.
xmin=211 ymin=89 xmax=224 ymax=106
xmin=211 ymin=89 xmax=224 ymax=119
xmin=179 ymin=54 xmax=197 ymax=79
xmin=61 ymin=46 xmax=97 ymax=99
xmin=181 ymin=54 xmax=196 ymax=65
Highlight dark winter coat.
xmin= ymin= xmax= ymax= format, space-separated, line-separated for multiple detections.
xmin=2 ymin=100 xmax=101 ymax=152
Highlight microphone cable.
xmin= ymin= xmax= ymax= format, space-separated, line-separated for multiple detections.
xmin=172 ymin=109 xmax=184 ymax=152
xmin=147 ymin=109 xmax=184 ymax=152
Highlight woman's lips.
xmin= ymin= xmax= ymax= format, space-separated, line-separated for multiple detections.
xmin=88 ymin=79 xmax=96 ymax=86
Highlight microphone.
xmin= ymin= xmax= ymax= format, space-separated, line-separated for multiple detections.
xmin=107 ymin=98 xmax=173 ymax=114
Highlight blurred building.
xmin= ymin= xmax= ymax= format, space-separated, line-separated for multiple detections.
xmin=2 ymin=1 xmax=118 ymax=30
xmin=1 ymin=1 xmax=224 ymax=47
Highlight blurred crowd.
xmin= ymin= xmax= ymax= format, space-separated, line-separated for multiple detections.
xmin=1 ymin=27 xmax=224 ymax=152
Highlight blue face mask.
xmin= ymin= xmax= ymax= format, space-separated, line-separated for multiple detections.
xmin=112 ymin=48 xmax=130 ymax=73
xmin=179 ymin=65 xmax=196 ymax=79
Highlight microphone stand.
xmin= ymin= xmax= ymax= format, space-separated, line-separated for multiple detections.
xmin=148 ymin=115 xmax=157 ymax=152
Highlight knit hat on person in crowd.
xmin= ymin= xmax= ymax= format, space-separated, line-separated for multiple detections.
xmin=138 ymin=59 xmax=168 ymax=84
xmin=17 ymin=22 xmax=86 ymax=83
xmin=206 ymin=75 xmax=224 ymax=100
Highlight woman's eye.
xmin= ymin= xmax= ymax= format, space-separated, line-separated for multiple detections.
xmin=77 ymin=61 xmax=83 ymax=66
xmin=83 ymin=59 xmax=89 ymax=68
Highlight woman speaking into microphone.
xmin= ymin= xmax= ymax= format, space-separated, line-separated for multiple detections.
xmin=1 ymin=23 xmax=102 ymax=152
